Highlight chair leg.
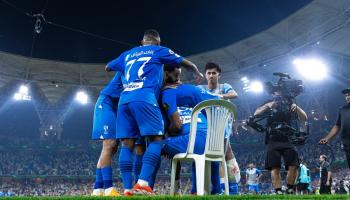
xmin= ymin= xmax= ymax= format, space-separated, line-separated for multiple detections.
xmin=194 ymin=157 xmax=205 ymax=195
xmin=222 ymin=159 xmax=229 ymax=195
xmin=170 ymin=158 xmax=178 ymax=195
xmin=204 ymin=160 xmax=211 ymax=194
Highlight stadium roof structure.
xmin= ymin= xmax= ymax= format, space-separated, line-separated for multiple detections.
xmin=185 ymin=0 xmax=350 ymax=82
xmin=1 ymin=0 xmax=350 ymax=105
xmin=1 ymin=0 xmax=350 ymax=138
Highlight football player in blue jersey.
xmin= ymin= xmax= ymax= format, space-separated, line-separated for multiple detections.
xmin=105 ymin=29 xmax=203 ymax=195
xmin=91 ymin=72 xmax=124 ymax=196
xmin=160 ymin=64 xmax=221 ymax=195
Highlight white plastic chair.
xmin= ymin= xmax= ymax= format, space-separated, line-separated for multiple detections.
xmin=170 ymin=99 xmax=237 ymax=195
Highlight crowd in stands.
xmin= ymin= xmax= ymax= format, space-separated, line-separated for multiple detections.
xmin=1 ymin=119 xmax=349 ymax=196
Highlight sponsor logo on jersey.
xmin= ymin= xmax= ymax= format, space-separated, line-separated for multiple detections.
xmin=124 ymin=82 xmax=144 ymax=91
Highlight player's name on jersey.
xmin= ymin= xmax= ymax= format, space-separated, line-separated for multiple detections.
xmin=129 ymin=50 xmax=154 ymax=59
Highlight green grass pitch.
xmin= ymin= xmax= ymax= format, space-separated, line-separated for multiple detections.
xmin=1 ymin=195 xmax=349 ymax=200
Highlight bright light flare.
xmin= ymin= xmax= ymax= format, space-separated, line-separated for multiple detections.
xmin=293 ymin=58 xmax=327 ymax=81
xmin=250 ymin=81 xmax=264 ymax=93
xmin=13 ymin=85 xmax=31 ymax=101
xmin=75 ymin=91 xmax=88 ymax=105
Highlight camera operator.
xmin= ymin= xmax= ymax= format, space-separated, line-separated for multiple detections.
xmin=319 ymin=87 xmax=350 ymax=169
xmin=254 ymin=90 xmax=307 ymax=194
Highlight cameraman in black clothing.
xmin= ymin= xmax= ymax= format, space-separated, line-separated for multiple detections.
xmin=254 ymin=90 xmax=307 ymax=194
xmin=319 ymin=87 xmax=350 ymax=168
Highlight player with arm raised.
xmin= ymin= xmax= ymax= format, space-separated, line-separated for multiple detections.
xmin=105 ymin=29 xmax=203 ymax=195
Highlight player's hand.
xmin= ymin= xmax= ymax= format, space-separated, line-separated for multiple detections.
xmin=319 ymin=138 xmax=328 ymax=145
xmin=193 ymin=71 xmax=204 ymax=84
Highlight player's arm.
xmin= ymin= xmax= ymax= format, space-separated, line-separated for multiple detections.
xmin=105 ymin=54 xmax=125 ymax=72
xmin=220 ymin=90 xmax=238 ymax=100
xmin=168 ymin=112 xmax=182 ymax=136
xmin=159 ymin=47 xmax=203 ymax=83
xmin=219 ymin=83 xmax=238 ymax=100
xmin=162 ymin=89 xmax=182 ymax=136
xmin=180 ymin=59 xmax=204 ymax=84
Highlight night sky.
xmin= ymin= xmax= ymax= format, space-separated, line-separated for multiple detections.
xmin=0 ymin=0 xmax=312 ymax=63
xmin=2 ymin=0 xmax=348 ymax=141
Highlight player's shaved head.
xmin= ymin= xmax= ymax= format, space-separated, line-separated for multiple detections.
xmin=164 ymin=64 xmax=181 ymax=84
xmin=142 ymin=29 xmax=161 ymax=45
xmin=164 ymin=63 xmax=181 ymax=72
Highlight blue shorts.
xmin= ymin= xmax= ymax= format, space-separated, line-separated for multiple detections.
xmin=91 ymin=94 xmax=119 ymax=140
xmin=162 ymin=130 xmax=206 ymax=158
xmin=248 ymin=184 xmax=259 ymax=193
xmin=116 ymin=102 xmax=164 ymax=139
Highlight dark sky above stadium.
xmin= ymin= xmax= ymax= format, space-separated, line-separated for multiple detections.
xmin=0 ymin=0 xmax=312 ymax=63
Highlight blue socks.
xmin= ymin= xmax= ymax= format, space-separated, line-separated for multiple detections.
xmin=211 ymin=162 xmax=221 ymax=194
xmin=149 ymin=160 xmax=160 ymax=189
xmin=94 ymin=168 xmax=103 ymax=189
xmin=119 ymin=146 xmax=133 ymax=189
xmin=220 ymin=181 xmax=239 ymax=195
xmin=133 ymin=154 xmax=143 ymax=182
xmin=139 ymin=141 xmax=161 ymax=183
xmin=191 ymin=163 xmax=197 ymax=194
xmin=229 ymin=182 xmax=239 ymax=195
xmin=101 ymin=166 xmax=113 ymax=189
xmin=220 ymin=182 xmax=225 ymax=191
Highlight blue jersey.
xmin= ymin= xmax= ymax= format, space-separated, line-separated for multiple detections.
xmin=107 ymin=45 xmax=184 ymax=105
xmin=161 ymin=84 xmax=219 ymax=135
xmin=100 ymin=71 xmax=125 ymax=98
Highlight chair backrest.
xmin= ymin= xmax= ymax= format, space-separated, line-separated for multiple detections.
xmin=187 ymin=100 xmax=237 ymax=158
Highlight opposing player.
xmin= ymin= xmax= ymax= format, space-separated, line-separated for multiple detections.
xmin=197 ymin=62 xmax=240 ymax=194
xmin=245 ymin=163 xmax=261 ymax=194
xmin=161 ymin=64 xmax=221 ymax=194
xmin=91 ymin=71 xmax=124 ymax=196
xmin=105 ymin=29 xmax=203 ymax=195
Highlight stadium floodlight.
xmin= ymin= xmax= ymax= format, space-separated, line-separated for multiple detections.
xmin=241 ymin=76 xmax=248 ymax=82
xmin=293 ymin=58 xmax=327 ymax=81
xmin=13 ymin=93 xmax=22 ymax=100
xmin=250 ymin=81 xmax=264 ymax=93
xmin=13 ymin=84 xmax=31 ymax=101
xmin=75 ymin=91 xmax=88 ymax=105
xmin=19 ymin=85 xmax=28 ymax=94
xmin=241 ymin=76 xmax=263 ymax=93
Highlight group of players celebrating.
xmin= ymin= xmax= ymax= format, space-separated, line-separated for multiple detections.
xmin=91 ymin=29 xmax=241 ymax=196
xmin=90 ymin=29 xmax=350 ymax=196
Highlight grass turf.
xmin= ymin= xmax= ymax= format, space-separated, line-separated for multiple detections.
xmin=1 ymin=195 xmax=349 ymax=200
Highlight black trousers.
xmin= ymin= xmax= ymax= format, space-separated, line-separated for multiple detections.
xmin=320 ymin=184 xmax=331 ymax=194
